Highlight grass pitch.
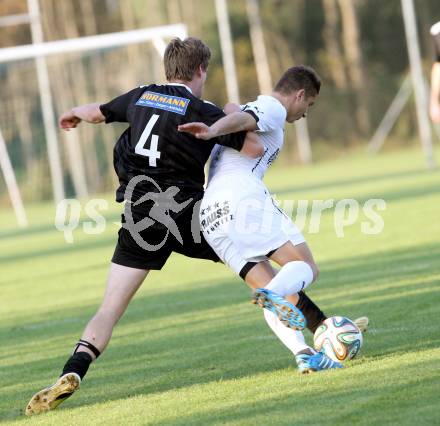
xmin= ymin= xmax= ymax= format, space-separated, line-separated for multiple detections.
xmin=1 ymin=147 xmax=440 ymax=425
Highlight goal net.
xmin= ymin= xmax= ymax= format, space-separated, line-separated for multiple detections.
xmin=0 ymin=24 xmax=187 ymax=226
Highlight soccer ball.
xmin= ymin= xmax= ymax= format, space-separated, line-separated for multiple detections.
xmin=313 ymin=316 xmax=363 ymax=362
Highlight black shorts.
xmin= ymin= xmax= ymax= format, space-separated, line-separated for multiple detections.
xmin=112 ymin=192 xmax=219 ymax=270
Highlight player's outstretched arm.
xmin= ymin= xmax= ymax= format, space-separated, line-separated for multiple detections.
xmin=178 ymin=111 xmax=258 ymax=140
xmin=223 ymin=102 xmax=241 ymax=114
xmin=222 ymin=102 xmax=263 ymax=158
xmin=59 ymin=103 xmax=105 ymax=130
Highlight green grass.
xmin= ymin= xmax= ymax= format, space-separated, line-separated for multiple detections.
xmin=1 ymin=147 xmax=440 ymax=425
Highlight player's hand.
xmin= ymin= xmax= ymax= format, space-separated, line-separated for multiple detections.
xmin=59 ymin=110 xmax=82 ymax=131
xmin=177 ymin=122 xmax=215 ymax=140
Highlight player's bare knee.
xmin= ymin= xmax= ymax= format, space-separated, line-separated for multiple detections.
xmin=311 ymin=264 xmax=319 ymax=282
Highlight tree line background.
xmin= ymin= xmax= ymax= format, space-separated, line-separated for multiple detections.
xmin=0 ymin=0 xmax=439 ymax=203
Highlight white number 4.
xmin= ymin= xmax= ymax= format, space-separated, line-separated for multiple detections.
xmin=135 ymin=114 xmax=161 ymax=166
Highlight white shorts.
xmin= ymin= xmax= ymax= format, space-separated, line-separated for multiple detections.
xmin=200 ymin=173 xmax=306 ymax=275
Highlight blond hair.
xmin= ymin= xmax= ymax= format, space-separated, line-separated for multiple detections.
xmin=164 ymin=37 xmax=211 ymax=81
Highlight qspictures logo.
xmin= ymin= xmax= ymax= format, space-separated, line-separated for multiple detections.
xmin=54 ymin=175 xmax=387 ymax=247
xmin=122 ymin=175 xmax=193 ymax=251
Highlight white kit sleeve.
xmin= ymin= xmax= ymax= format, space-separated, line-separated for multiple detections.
xmin=242 ymin=97 xmax=285 ymax=133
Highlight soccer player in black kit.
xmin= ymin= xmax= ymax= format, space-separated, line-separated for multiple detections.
xmin=25 ymin=37 xmax=263 ymax=415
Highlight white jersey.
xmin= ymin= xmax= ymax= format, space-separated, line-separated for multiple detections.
xmin=201 ymin=95 xmax=305 ymax=274
xmin=208 ymin=95 xmax=286 ymax=182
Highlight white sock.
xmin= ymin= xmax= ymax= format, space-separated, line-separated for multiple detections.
xmin=263 ymin=309 xmax=313 ymax=355
xmin=265 ymin=261 xmax=313 ymax=297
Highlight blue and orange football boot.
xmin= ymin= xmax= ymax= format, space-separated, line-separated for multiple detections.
xmin=252 ymin=288 xmax=306 ymax=330
xmin=295 ymin=351 xmax=343 ymax=374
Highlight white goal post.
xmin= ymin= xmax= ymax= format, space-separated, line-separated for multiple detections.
xmin=0 ymin=23 xmax=187 ymax=227
xmin=0 ymin=25 xmax=187 ymax=63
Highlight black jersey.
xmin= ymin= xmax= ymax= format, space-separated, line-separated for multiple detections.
xmin=100 ymin=83 xmax=246 ymax=202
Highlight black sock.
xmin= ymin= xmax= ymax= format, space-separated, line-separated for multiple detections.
xmin=296 ymin=348 xmax=315 ymax=356
xmin=296 ymin=291 xmax=327 ymax=334
xmin=61 ymin=352 xmax=93 ymax=380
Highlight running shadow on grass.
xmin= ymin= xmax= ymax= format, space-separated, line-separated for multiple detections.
xmin=153 ymin=362 xmax=440 ymax=425
xmin=2 ymin=243 xmax=440 ymax=421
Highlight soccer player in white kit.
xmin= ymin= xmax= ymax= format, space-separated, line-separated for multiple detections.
xmin=179 ymin=66 xmax=344 ymax=372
